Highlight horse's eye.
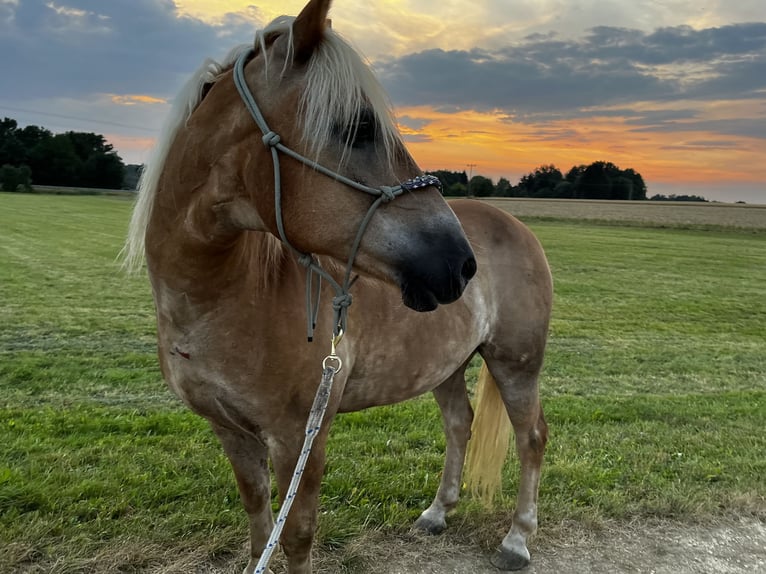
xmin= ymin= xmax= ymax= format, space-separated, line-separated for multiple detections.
xmin=354 ymin=111 xmax=376 ymax=144
xmin=337 ymin=108 xmax=377 ymax=148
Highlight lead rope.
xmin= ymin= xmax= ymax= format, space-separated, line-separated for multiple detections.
xmin=233 ymin=48 xmax=441 ymax=573
xmin=253 ymin=337 xmax=343 ymax=574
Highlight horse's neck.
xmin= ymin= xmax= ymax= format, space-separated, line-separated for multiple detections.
xmin=147 ymin=168 xmax=285 ymax=300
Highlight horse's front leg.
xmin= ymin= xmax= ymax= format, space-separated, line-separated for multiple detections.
xmin=210 ymin=422 xmax=275 ymax=574
xmin=269 ymin=412 xmax=335 ymax=574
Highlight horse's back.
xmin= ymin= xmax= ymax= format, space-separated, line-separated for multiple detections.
xmin=450 ymin=199 xmax=548 ymax=264
xmin=450 ymin=198 xmax=550 ymax=278
xmin=450 ymin=199 xmax=553 ymax=361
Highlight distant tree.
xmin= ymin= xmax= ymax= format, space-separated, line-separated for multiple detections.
xmin=576 ymin=161 xmax=612 ymax=199
xmin=444 ymin=182 xmax=467 ymax=197
xmin=0 ymin=118 xmax=125 ymax=188
xmin=1 ymin=164 xmax=32 ymax=192
xmin=505 ymin=184 xmax=527 ymax=197
xmin=518 ymin=164 xmax=563 ymax=197
xmin=123 ymin=164 xmax=143 ymax=190
xmin=649 ymin=194 xmax=708 ymax=202
xmin=0 ymin=117 xmax=17 ymax=136
xmin=65 ymin=132 xmax=125 ymax=188
xmin=16 ymin=125 xmax=52 ymax=152
xmin=28 ymin=134 xmax=82 ymax=186
xmin=611 ymin=176 xmax=634 ymax=200
xmin=427 ymin=169 xmax=468 ymax=193
xmin=552 ymin=180 xmax=574 ymax=198
xmin=495 ymin=177 xmax=512 ymax=197
xmin=566 ymin=165 xmax=587 ymax=184
xmin=622 ymin=168 xmax=647 ymax=200
xmin=568 ymin=162 xmax=647 ymax=200
xmin=1 ymin=164 xmax=17 ymax=191
xmin=469 ymin=175 xmax=494 ymax=197
xmin=82 ymin=152 xmax=125 ymax=188
xmin=0 ymin=118 xmax=26 ymax=167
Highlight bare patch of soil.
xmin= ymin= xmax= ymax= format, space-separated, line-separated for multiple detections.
xmin=145 ymin=518 xmax=765 ymax=573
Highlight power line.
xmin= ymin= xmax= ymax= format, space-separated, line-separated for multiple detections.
xmin=0 ymin=104 xmax=160 ymax=133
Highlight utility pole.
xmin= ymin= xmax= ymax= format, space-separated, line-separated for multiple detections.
xmin=466 ymin=163 xmax=477 ymax=197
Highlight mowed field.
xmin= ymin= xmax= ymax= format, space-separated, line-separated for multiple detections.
xmin=483 ymin=197 xmax=766 ymax=229
xmin=1 ymin=193 xmax=765 ymax=573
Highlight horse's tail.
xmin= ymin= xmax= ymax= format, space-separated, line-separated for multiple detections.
xmin=464 ymin=361 xmax=511 ymax=506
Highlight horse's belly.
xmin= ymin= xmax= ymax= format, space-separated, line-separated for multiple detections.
xmin=337 ymin=332 xmax=480 ymax=412
xmin=338 ymin=364 xmax=459 ymax=412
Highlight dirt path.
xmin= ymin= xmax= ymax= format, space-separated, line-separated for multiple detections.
xmin=371 ymin=519 xmax=766 ymax=574
xmin=157 ymin=518 xmax=765 ymax=573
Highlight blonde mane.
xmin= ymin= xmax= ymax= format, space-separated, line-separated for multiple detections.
xmin=123 ymin=16 xmax=403 ymax=273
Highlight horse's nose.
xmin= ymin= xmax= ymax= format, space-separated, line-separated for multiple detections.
xmin=462 ymin=255 xmax=477 ymax=282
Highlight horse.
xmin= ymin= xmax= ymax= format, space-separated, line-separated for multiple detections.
xmin=124 ymin=0 xmax=552 ymax=572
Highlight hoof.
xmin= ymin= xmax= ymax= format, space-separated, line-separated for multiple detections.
xmin=490 ymin=546 xmax=530 ymax=571
xmin=413 ymin=514 xmax=447 ymax=535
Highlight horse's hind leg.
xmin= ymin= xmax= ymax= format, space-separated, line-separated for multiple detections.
xmin=483 ymin=356 xmax=548 ymax=571
xmin=415 ymin=363 xmax=473 ymax=534
xmin=210 ymin=423 xmax=275 ymax=574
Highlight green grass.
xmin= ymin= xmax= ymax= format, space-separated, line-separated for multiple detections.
xmin=1 ymin=192 xmax=765 ymax=572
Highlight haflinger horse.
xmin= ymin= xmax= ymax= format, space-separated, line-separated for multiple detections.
xmin=124 ymin=0 xmax=552 ymax=572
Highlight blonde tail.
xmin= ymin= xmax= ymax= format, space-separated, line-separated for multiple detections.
xmin=464 ymin=362 xmax=511 ymax=506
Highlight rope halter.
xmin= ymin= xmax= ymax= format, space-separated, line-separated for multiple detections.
xmin=233 ymin=47 xmax=441 ymax=341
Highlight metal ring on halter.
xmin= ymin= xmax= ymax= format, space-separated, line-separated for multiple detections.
xmin=322 ymin=354 xmax=343 ymax=373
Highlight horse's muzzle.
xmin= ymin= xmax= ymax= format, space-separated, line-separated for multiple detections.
xmin=397 ymin=233 xmax=477 ymax=312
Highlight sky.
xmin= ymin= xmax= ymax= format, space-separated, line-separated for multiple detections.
xmin=1 ymin=0 xmax=765 ymax=203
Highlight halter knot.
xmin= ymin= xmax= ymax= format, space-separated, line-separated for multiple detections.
xmin=378 ymin=186 xmax=397 ymax=203
xmin=332 ymin=293 xmax=353 ymax=310
xmin=297 ymin=253 xmax=315 ymax=268
xmin=262 ymin=131 xmax=281 ymax=148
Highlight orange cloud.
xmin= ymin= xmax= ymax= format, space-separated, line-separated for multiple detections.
xmin=110 ymin=94 xmax=167 ymax=106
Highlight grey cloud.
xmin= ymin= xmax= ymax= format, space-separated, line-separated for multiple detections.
xmin=379 ymin=22 xmax=766 ymax=138
xmin=401 ymin=133 xmax=432 ymax=143
xmin=583 ymin=23 xmax=766 ymax=65
xmin=0 ymin=0 xmax=260 ymax=100
xmin=660 ymin=140 xmax=742 ymax=151
xmin=381 ymin=44 xmax=671 ymax=113
xmin=398 ymin=115 xmax=431 ymax=130
xmin=633 ymin=117 xmax=766 ymax=139
xmin=623 ymin=109 xmax=700 ymax=125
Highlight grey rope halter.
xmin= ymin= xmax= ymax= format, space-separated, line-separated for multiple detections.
xmin=233 ymin=47 xmax=441 ymax=341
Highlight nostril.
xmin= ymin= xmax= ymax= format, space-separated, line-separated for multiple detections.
xmin=461 ymin=256 xmax=477 ymax=281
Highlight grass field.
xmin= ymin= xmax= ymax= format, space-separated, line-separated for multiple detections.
xmin=1 ymin=193 xmax=765 ymax=573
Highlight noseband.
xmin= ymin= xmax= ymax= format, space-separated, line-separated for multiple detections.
xmin=233 ymin=48 xmax=441 ymax=341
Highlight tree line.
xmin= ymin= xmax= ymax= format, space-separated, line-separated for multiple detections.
xmin=429 ymin=161 xmax=649 ymax=200
xmin=2 ymin=116 xmax=677 ymax=204
xmin=0 ymin=117 xmax=126 ymax=191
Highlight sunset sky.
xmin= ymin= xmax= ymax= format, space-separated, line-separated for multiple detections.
xmin=1 ymin=0 xmax=764 ymax=202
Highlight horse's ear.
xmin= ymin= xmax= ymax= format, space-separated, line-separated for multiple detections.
xmin=293 ymin=0 xmax=332 ymax=64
